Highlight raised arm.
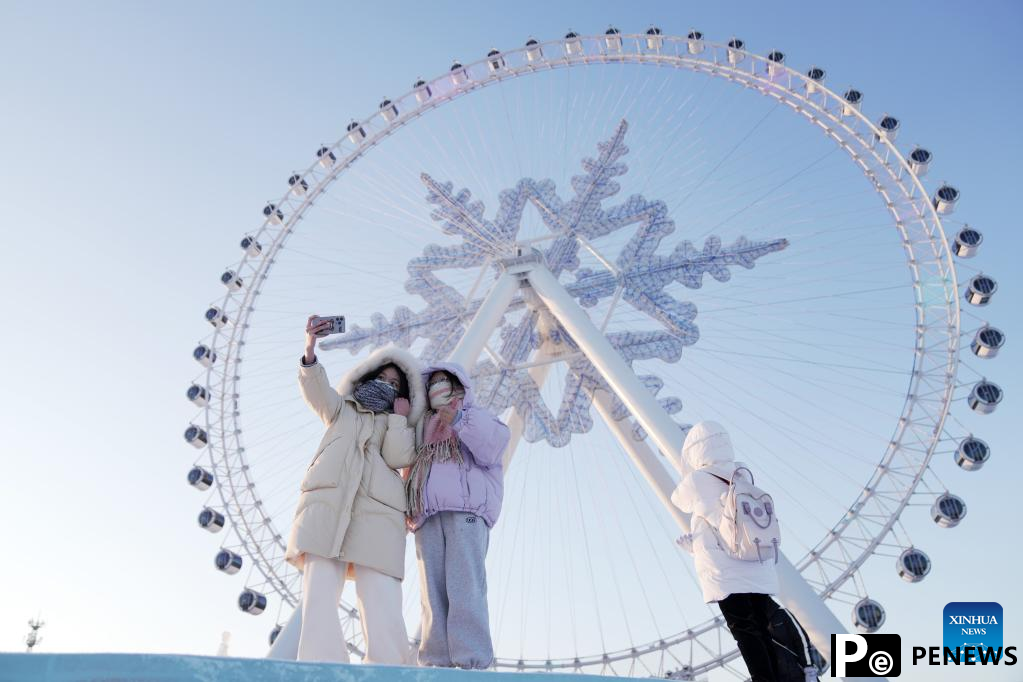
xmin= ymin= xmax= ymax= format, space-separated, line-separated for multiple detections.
xmin=298 ymin=315 xmax=342 ymax=426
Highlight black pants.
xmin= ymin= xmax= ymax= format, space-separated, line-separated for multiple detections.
xmin=718 ymin=593 xmax=780 ymax=682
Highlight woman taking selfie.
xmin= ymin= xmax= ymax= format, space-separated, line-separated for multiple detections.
xmin=268 ymin=315 xmax=426 ymax=664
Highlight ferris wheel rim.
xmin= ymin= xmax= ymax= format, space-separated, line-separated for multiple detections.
xmin=193 ymin=31 xmax=963 ymax=671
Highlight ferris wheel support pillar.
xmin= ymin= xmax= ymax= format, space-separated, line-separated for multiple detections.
xmin=525 ymin=263 xmax=858 ymax=676
xmin=526 ymin=265 xmax=687 ymax=463
xmin=447 ymin=272 xmax=520 ymax=369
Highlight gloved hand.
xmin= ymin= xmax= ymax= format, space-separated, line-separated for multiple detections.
xmin=676 ymin=534 xmax=694 ymax=554
xmin=393 ymin=397 xmax=410 ymax=417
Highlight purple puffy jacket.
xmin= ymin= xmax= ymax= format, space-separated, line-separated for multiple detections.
xmin=410 ymin=361 xmax=510 ymax=531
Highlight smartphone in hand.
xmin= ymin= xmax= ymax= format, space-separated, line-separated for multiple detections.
xmin=311 ymin=315 xmax=346 ymax=337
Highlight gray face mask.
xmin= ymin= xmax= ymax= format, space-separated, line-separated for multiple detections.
xmin=354 ymin=379 xmax=398 ymax=412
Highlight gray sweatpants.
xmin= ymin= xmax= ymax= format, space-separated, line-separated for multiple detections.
xmin=415 ymin=511 xmax=493 ymax=668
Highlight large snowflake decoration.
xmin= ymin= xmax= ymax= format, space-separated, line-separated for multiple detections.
xmin=325 ymin=120 xmax=787 ymax=447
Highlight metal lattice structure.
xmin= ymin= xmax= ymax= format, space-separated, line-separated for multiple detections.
xmin=184 ymin=30 xmax=1003 ymax=677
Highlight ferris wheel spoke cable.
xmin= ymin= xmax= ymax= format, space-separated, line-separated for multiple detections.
xmin=398 ymin=110 xmax=496 ymax=213
xmin=695 ymin=140 xmax=864 ymax=205
xmin=953 ymin=359 xmax=987 ymax=382
xmin=682 ymin=347 xmax=906 ymax=444
xmin=632 ymin=471 xmax=719 ymax=626
xmin=682 ymin=154 xmax=844 ymax=240
xmin=703 ymin=350 xmax=911 ymax=428
xmin=233 ymin=378 xmax=308 ymax=401
xmin=612 ymin=71 xmax=678 ymax=167
xmin=518 ymin=446 xmax=548 ymax=658
xmin=617 ymin=300 xmax=913 ymax=376
xmin=235 ymin=405 xmax=313 ymax=438
xmin=314 ymin=196 xmax=444 ymax=244
xmin=697 ymin=154 xmax=845 ymax=244
xmin=701 ymin=263 xmax=917 ymax=297
xmin=331 ymin=138 xmax=485 ymax=241
xmin=545 ymin=444 xmax=555 ymax=659
xmin=588 ymin=437 xmax=664 ymax=640
xmin=633 ymin=95 xmax=704 ymax=196
xmin=659 ymin=365 xmax=865 ymax=523
xmin=699 ymin=283 xmax=908 ymax=315
xmin=574 ymin=63 xmax=631 ymax=185
xmin=601 ymin=421 xmax=695 ymax=625
xmin=608 ymin=301 xmax=912 ymax=332
xmin=692 ymin=307 xmax=916 ymax=379
xmin=568 ymin=438 xmax=608 ymax=653
xmin=237 ymin=418 xmax=313 ymax=453
xmin=552 ymin=447 xmax=582 ymax=656
xmin=633 ymin=76 xmax=714 ymax=197
xmin=339 ymin=157 xmax=461 ymax=231
xmin=492 ymin=439 xmax=533 ymax=650
xmin=238 ymin=396 xmax=311 ymax=423
xmin=640 ymin=77 xmax=746 ymax=192
xmin=694 ymin=326 xmax=916 ymax=356
xmin=278 ymin=245 xmax=410 ymax=285
xmin=462 ymin=100 xmax=506 ymax=201
xmin=251 ymin=447 xmax=323 ymax=495
xmin=675 ymin=101 xmax=782 ymax=210
xmin=677 ymin=279 xmax=911 ymax=324
xmin=643 ymin=134 xmax=806 ymax=213
xmin=666 ymin=360 xmax=890 ymax=489
xmin=577 ymin=440 xmax=662 ymax=650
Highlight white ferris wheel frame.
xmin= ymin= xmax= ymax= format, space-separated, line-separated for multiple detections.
xmin=194 ymin=32 xmax=960 ymax=676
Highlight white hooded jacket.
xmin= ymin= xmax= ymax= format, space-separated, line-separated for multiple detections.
xmin=671 ymin=421 xmax=779 ymax=603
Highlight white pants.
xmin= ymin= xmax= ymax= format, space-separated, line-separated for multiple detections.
xmin=267 ymin=555 xmax=409 ymax=664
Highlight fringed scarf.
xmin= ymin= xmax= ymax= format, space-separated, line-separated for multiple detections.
xmin=406 ymin=379 xmax=465 ymax=518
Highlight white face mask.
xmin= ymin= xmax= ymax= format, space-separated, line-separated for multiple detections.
xmin=428 ymin=379 xmax=454 ymax=408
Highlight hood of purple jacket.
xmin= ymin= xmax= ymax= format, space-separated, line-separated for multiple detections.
xmin=421 ymin=361 xmax=477 ymax=410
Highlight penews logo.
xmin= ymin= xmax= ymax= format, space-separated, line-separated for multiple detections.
xmin=943 ymin=602 xmax=1003 ymax=663
xmin=831 ymin=634 xmax=901 ymax=677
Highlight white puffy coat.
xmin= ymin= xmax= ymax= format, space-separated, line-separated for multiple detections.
xmin=671 ymin=421 xmax=779 ymax=603
xmin=284 ymin=345 xmax=426 ymax=580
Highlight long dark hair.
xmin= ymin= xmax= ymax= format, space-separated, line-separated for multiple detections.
xmin=357 ymin=362 xmax=410 ymax=400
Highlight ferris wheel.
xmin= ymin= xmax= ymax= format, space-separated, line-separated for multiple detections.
xmin=183 ymin=28 xmax=1005 ymax=679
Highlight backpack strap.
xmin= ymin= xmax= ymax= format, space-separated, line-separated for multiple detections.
xmin=731 ymin=466 xmax=754 ymax=486
xmin=708 ymin=472 xmax=730 ymax=485
xmin=706 ymin=467 xmax=754 ymax=486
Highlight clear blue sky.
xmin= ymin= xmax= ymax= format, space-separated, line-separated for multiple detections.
xmin=1 ymin=2 xmax=1020 ymax=681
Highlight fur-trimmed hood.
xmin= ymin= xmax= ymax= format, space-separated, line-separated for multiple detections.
xmin=336 ymin=345 xmax=427 ymax=426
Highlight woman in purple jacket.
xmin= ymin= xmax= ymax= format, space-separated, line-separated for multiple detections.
xmin=406 ymin=361 xmax=510 ymax=669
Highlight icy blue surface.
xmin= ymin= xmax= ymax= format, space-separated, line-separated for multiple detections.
xmin=0 ymin=653 xmax=609 ymax=682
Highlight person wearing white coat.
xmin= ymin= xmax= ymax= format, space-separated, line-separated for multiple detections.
xmin=672 ymin=421 xmax=798 ymax=682
xmin=268 ymin=317 xmax=426 ymax=665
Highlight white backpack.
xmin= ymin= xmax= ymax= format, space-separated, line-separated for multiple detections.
xmin=710 ymin=467 xmax=781 ymax=564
